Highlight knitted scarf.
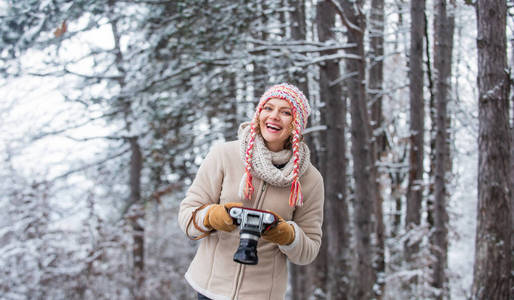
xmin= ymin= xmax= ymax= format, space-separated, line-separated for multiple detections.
xmin=237 ymin=122 xmax=310 ymax=204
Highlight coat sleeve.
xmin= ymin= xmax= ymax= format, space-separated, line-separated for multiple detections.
xmin=278 ymin=174 xmax=324 ymax=265
xmin=178 ymin=144 xmax=224 ymax=238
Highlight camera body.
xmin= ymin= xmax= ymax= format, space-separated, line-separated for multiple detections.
xmin=229 ymin=207 xmax=277 ymax=265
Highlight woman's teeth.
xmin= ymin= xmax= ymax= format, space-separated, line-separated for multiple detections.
xmin=267 ymin=124 xmax=281 ymax=131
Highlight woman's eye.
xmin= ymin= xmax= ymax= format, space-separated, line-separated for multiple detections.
xmin=282 ymin=111 xmax=292 ymax=116
xmin=263 ymin=106 xmax=272 ymax=111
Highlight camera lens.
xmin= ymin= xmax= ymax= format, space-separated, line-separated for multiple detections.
xmin=233 ymin=232 xmax=259 ymax=265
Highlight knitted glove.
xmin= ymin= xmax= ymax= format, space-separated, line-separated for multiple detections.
xmin=262 ymin=211 xmax=295 ymax=246
xmin=203 ymin=202 xmax=243 ymax=232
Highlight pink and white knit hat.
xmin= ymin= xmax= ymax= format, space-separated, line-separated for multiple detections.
xmin=242 ymin=83 xmax=311 ymax=207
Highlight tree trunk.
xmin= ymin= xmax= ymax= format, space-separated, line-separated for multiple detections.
xmin=316 ymin=1 xmax=350 ymax=298
xmin=432 ymin=1 xmax=455 ymax=298
xmin=289 ymin=0 xmax=309 ymax=97
xmin=252 ymin=1 xmax=269 ymax=99
xmin=425 ymin=8 xmax=436 ymax=237
xmin=472 ymin=1 xmax=512 ymax=299
xmin=109 ymin=6 xmax=146 ymax=297
xmin=222 ymin=73 xmax=238 ymax=141
xmin=510 ymin=28 xmax=514 ymax=297
xmin=405 ymin=0 xmax=425 ymax=264
xmin=369 ymin=0 xmax=386 ymax=154
xmin=369 ymin=0 xmax=386 ymax=296
xmin=128 ymin=138 xmax=145 ymax=300
xmin=390 ymin=148 xmax=407 ymax=238
xmin=289 ymin=1 xmax=311 ymax=299
xmin=334 ymin=0 xmax=378 ymax=298
xmin=390 ymin=0 xmax=407 ymax=240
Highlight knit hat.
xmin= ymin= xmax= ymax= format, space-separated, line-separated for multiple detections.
xmin=242 ymin=83 xmax=311 ymax=206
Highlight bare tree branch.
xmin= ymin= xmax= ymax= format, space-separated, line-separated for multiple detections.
xmin=50 ymin=148 xmax=130 ymax=182
xmin=325 ymin=0 xmax=363 ymax=33
xmin=30 ymin=111 xmax=121 ymax=142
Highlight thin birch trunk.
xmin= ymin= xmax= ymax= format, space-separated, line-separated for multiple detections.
xmin=425 ymin=8 xmax=436 ymax=235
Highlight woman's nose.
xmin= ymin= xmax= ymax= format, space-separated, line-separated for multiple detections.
xmin=270 ymin=109 xmax=280 ymax=119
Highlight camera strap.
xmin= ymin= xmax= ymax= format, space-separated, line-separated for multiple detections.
xmin=186 ymin=204 xmax=213 ymax=240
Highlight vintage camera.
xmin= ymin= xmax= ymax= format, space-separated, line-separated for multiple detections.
xmin=229 ymin=207 xmax=278 ymax=265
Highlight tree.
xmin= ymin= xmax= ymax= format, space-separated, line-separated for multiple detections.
xmin=472 ymin=0 xmax=512 ymax=299
xmin=288 ymin=1 xmax=311 ymax=298
xmin=316 ymin=1 xmax=350 ymax=298
xmin=369 ymin=0 xmax=386 ymax=296
xmin=250 ymin=1 xmax=271 ymax=98
xmin=405 ymin=0 xmax=425 ymax=270
xmin=329 ymin=0 xmax=379 ymax=298
xmin=510 ymin=10 xmax=514 ymax=295
xmin=388 ymin=0 xmax=409 ymax=241
xmin=106 ymin=5 xmax=147 ymax=296
xmin=432 ymin=0 xmax=455 ymax=298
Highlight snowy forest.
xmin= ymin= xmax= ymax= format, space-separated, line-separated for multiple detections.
xmin=0 ymin=0 xmax=512 ymax=299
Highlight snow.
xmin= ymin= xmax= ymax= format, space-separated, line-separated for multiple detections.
xmin=448 ymin=122 xmax=478 ymax=299
xmin=0 ymin=0 xmax=510 ymax=299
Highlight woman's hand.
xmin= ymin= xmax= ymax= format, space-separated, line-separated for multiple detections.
xmin=262 ymin=211 xmax=295 ymax=246
xmin=203 ymin=202 xmax=243 ymax=232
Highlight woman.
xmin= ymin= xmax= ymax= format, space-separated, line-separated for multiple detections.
xmin=178 ymin=83 xmax=324 ymax=300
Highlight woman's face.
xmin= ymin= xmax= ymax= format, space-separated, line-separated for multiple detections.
xmin=258 ymin=98 xmax=294 ymax=152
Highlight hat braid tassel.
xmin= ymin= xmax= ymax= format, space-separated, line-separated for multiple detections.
xmin=244 ymin=171 xmax=254 ymax=200
xmin=243 ymin=122 xmax=257 ymax=201
xmin=289 ymin=177 xmax=303 ymax=207
xmin=289 ymin=126 xmax=303 ymax=207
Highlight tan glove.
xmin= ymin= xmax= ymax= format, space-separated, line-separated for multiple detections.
xmin=203 ymin=202 xmax=243 ymax=232
xmin=262 ymin=211 xmax=295 ymax=246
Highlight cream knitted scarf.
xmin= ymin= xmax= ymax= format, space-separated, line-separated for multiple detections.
xmin=237 ymin=122 xmax=310 ymax=200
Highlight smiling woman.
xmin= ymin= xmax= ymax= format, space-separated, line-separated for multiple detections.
xmin=178 ymin=83 xmax=325 ymax=300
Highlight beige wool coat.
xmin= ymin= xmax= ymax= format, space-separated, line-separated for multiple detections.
xmin=178 ymin=140 xmax=324 ymax=300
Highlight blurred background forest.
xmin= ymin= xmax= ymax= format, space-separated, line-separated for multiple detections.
xmin=0 ymin=0 xmax=512 ymax=299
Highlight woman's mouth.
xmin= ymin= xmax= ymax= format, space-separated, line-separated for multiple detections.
xmin=266 ymin=123 xmax=282 ymax=133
